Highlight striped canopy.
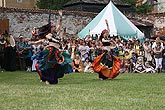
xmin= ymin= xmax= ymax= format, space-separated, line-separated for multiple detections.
xmin=78 ymin=1 xmax=144 ymax=40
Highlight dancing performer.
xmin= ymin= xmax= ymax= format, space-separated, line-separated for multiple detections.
xmin=34 ymin=33 xmax=72 ymax=84
xmin=91 ymin=20 xmax=121 ymax=80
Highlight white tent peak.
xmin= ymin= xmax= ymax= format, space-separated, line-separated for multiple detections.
xmin=78 ymin=1 xmax=144 ymax=40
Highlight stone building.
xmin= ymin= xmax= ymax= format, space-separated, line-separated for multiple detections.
xmin=136 ymin=0 xmax=165 ymax=13
xmin=0 ymin=0 xmax=164 ymax=38
xmin=63 ymin=0 xmax=154 ymax=37
xmin=0 ymin=0 xmax=37 ymax=9
xmin=154 ymin=0 xmax=165 ymax=13
xmin=63 ymin=0 xmax=133 ymax=13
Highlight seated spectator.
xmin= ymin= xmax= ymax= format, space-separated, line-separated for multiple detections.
xmin=145 ymin=62 xmax=155 ymax=73
xmin=124 ymin=51 xmax=130 ymax=60
xmin=72 ymin=54 xmax=83 ymax=72
xmin=133 ymin=57 xmax=146 ymax=73
xmin=122 ymin=59 xmax=132 ymax=73
xmin=131 ymin=52 xmax=137 ymax=66
xmin=79 ymin=41 xmax=90 ymax=62
xmin=84 ymin=58 xmax=93 ymax=73
xmin=118 ymin=46 xmax=124 ymax=59
xmin=68 ymin=41 xmax=78 ymax=60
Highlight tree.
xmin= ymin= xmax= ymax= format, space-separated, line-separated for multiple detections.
xmin=124 ymin=0 xmax=153 ymax=14
xmin=36 ymin=0 xmax=71 ymax=10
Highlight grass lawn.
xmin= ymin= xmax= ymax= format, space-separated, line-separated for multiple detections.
xmin=0 ymin=71 xmax=164 ymax=110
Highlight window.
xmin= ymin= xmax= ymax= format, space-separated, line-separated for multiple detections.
xmin=17 ymin=0 xmax=23 ymax=3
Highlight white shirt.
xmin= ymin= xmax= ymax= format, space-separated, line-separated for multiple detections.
xmin=152 ymin=42 xmax=164 ymax=49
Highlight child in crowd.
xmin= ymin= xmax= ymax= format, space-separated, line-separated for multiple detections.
xmin=84 ymin=58 xmax=93 ymax=73
xmin=145 ymin=62 xmax=155 ymax=73
xmin=72 ymin=54 xmax=83 ymax=72
xmin=133 ymin=57 xmax=146 ymax=73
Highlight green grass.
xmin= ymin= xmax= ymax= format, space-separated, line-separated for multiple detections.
xmin=0 ymin=71 xmax=165 ymax=110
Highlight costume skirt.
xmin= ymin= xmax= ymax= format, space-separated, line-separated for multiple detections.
xmin=91 ymin=53 xmax=121 ymax=79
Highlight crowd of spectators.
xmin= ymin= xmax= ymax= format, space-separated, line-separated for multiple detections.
xmin=0 ymin=31 xmax=165 ymax=74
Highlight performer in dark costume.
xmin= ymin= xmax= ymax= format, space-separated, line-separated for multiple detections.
xmin=34 ymin=33 xmax=72 ymax=84
xmin=92 ymin=19 xmax=121 ymax=80
xmin=31 ymin=10 xmax=73 ymax=84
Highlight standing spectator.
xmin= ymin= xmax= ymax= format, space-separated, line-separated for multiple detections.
xmin=89 ymin=42 xmax=97 ymax=62
xmin=16 ymin=35 xmax=26 ymax=70
xmin=79 ymin=41 xmax=90 ymax=62
xmin=152 ymin=37 xmax=164 ymax=49
xmin=162 ymin=43 xmax=165 ymax=72
xmin=4 ymin=31 xmax=16 ymax=71
xmin=143 ymin=40 xmax=152 ymax=62
xmin=153 ymin=41 xmax=163 ymax=73
xmin=68 ymin=41 xmax=77 ymax=60
xmin=24 ymin=38 xmax=33 ymax=72
xmin=0 ymin=35 xmax=6 ymax=71
xmin=134 ymin=39 xmax=140 ymax=56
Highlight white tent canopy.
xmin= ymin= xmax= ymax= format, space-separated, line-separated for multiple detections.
xmin=78 ymin=1 xmax=144 ymax=40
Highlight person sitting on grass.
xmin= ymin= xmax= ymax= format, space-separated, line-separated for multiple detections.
xmin=133 ymin=57 xmax=146 ymax=73
xmin=145 ymin=62 xmax=155 ymax=73
xmin=72 ymin=54 xmax=84 ymax=72
xmin=84 ymin=58 xmax=93 ymax=73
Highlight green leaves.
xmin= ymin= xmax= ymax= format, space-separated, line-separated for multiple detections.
xmin=124 ymin=0 xmax=153 ymax=14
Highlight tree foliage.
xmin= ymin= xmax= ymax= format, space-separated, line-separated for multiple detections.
xmin=36 ymin=0 xmax=153 ymax=14
xmin=124 ymin=0 xmax=153 ymax=14
xmin=36 ymin=0 xmax=71 ymax=10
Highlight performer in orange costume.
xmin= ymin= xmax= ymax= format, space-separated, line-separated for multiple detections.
xmin=91 ymin=19 xmax=121 ymax=80
xmin=91 ymin=53 xmax=121 ymax=79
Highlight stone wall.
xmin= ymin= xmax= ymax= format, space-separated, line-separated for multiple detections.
xmin=0 ymin=7 xmax=165 ymax=38
xmin=133 ymin=13 xmax=165 ymax=37
xmin=153 ymin=13 xmax=165 ymax=36
xmin=0 ymin=7 xmax=95 ymax=38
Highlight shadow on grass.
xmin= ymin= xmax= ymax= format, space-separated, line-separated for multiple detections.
xmin=0 ymin=72 xmax=129 ymax=86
